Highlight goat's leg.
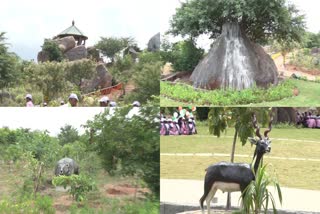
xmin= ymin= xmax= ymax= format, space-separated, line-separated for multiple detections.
xmin=206 ymin=186 xmax=217 ymax=214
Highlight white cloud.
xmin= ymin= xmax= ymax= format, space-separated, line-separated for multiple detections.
xmin=0 ymin=108 xmax=105 ymax=136
xmin=0 ymin=0 xmax=162 ymax=60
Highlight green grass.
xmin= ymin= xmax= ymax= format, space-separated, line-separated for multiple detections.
xmin=160 ymin=79 xmax=320 ymax=106
xmin=160 ymin=125 xmax=320 ymax=190
xmin=161 ymin=156 xmax=320 ymax=190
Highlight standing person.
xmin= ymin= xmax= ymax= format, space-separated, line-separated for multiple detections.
xmin=68 ymin=93 xmax=79 ymax=107
xmin=25 ymin=94 xmax=34 ymax=107
xmin=99 ymin=96 xmax=110 ymax=107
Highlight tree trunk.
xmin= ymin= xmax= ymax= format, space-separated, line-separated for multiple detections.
xmin=226 ymin=129 xmax=238 ymax=210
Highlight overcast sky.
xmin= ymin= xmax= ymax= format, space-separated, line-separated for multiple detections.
xmin=1 ymin=0 xmax=319 ymax=60
xmin=0 ymin=108 xmax=105 ymax=136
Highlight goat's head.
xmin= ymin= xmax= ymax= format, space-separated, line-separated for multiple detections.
xmin=248 ymin=114 xmax=273 ymax=155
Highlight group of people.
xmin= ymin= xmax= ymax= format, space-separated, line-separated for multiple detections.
xmin=160 ymin=107 xmax=197 ymax=135
xmin=25 ymin=93 xmax=141 ymax=107
xmin=296 ymin=111 xmax=320 ymax=128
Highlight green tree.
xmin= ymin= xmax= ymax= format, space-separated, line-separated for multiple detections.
xmin=24 ymin=61 xmax=70 ymax=103
xmin=0 ymin=32 xmax=19 ymax=90
xmin=65 ymin=59 xmax=96 ymax=90
xmin=172 ymin=40 xmax=204 ymax=72
xmin=86 ymin=107 xmax=159 ymax=197
xmin=208 ymin=107 xmax=271 ymax=209
xmin=42 ymin=39 xmax=64 ymax=62
xmin=95 ymin=37 xmax=136 ymax=62
xmin=127 ymin=61 xmax=161 ymax=104
xmin=169 ymin=0 xmax=305 ymax=45
xmin=58 ymin=125 xmax=80 ymax=146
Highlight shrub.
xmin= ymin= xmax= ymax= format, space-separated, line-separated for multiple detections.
xmin=42 ymin=39 xmax=64 ymax=62
xmin=241 ymin=164 xmax=282 ymax=214
xmin=52 ymin=175 xmax=96 ymax=202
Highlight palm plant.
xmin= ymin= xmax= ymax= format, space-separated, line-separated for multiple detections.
xmin=240 ymin=164 xmax=282 ymax=214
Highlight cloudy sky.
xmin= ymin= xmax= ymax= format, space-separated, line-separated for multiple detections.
xmin=0 ymin=108 xmax=105 ymax=136
xmin=1 ymin=0 xmax=319 ymax=60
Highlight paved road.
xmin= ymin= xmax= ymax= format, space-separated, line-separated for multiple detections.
xmin=161 ymin=179 xmax=320 ymax=213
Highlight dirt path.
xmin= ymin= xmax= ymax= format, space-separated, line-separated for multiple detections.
xmin=273 ymin=54 xmax=318 ymax=81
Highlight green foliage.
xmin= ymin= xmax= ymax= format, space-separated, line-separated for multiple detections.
xmin=86 ymin=107 xmax=160 ymax=196
xmin=65 ymin=59 xmax=96 ymax=88
xmin=241 ymin=164 xmax=282 ymax=214
xmin=290 ymin=48 xmax=320 ymax=70
xmin=34 ymin=195 xmax=55 ymax=214
xmin=52 ymin=174 xmax=96 ymax=202
xmin=127 ymin=62 xmax=161 ymax=104
xmin=58 ymin=124 xmax=80 ymax=146
xmin=170 ymin=0 xmax=305 ymax=45
xmin=109 ymin=54 xmax=135 ymax=85
xmin=303 ymin=32 xmax=320 ymax=48
xmin=42 ymin=39 xmax=64 ymax=62
xmin=123 ymin=199 xmax=159 ymax=214
xmin=24 ymin=61 xmax=70 ymax=103
xmin=0 ymin=32 xmax=19 ymax=90
xmin=160 ymin=39 xmax=203 ymax=72
xmin=161 ymin=80 xmax=295 ymax=105
xmin=95 ymin=37 xmax=136 ymax=62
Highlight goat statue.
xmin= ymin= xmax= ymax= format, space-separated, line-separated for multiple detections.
xmin=200 ymin=114 xmax=273 ymax=214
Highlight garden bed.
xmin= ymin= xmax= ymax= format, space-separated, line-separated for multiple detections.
xmin=160 ymin=80 xmax=296 ymax=106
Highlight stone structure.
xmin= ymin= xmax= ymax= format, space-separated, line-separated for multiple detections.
xmin=64 ymin=45 xmax=87 ymax=61
xmin=190 ymin=22 xmax=278 ymax=90
xmin=38 ymin=20 xmax=88 ymax=62
xmin=81 ymin=63 xmax=113 ymax=93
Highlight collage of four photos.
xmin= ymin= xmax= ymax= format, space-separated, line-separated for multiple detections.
xmin=1 ymin=0 xmax=320 ymax=213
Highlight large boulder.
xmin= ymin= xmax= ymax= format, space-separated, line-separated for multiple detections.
xmin=37 ymin=50 xmax=50 ymax=63
xmin=64 ymin=45 xmax=87 ymax=61
xmin=147 ymin=32 xmax=160 ymax=52
xmin=81 ymin=63 xmax=113 ymax=93
xmin=55 ymin=158 xmax=79 ymax=176
xmin=55 ymin=36 xmax=76 ymax=53
xmin=190 ymin=22 xmax=278 ymax=90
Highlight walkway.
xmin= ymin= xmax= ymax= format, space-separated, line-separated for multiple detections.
xmin=160 ymin=179 xmax=320 ymax=213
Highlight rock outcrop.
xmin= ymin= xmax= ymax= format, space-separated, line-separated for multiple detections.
xmin=64 ymin=45 xmax=87 ymax=61
xmin=81 ymin=63 xmax=113 ymax=93
xmin=56 ymin=36 xmax=76 ymax=52
xmin=190 ymin=23 xmax=278 ymax=90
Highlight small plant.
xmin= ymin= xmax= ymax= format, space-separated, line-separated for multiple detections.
xmin=34 ymin=195 xmax=55 ymax=214
xmin=52 ymin=174 xmax=96 ymax=202
xmin=241 ymin=164 xmax=282 ymax=214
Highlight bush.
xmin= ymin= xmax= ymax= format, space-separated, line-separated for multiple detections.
xmin=161 ymin=40 xmax=204 ymax=72
xmin=52 ymin=175 xmax=96 ymax=202
xmin=42 ymin=39 xmax=64 ymax=62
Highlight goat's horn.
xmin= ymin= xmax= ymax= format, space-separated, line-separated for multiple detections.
xmin=264 ymin=116 xmax=273 ymax=137
xmin=252 ymin=113 xmax=262 ymax=140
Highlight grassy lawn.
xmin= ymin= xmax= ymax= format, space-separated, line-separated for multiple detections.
xmin=160 ymin=125 xmax=320 ymax=190
xmin=160 ymin=79 xmax=320 ymax=107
